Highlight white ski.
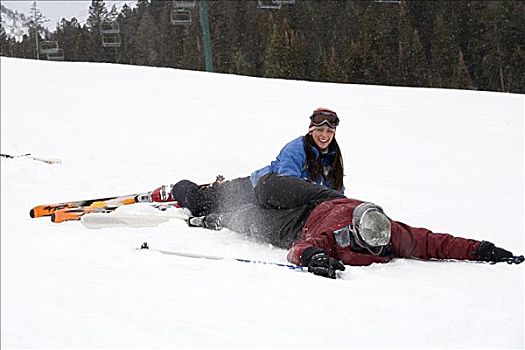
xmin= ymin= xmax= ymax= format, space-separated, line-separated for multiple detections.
xmin=81 ymin=213 xmax=171 ymax=229
xmin=1 ymin=153 xmax=62 ymax=164
xmin=80 ymin=203 xmax=190 ymax=229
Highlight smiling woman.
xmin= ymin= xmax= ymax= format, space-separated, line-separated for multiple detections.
xmin=245 ymin=107 xmax=345 ymax=192
xmin=146 ymin=107 xmax=346 ymax=223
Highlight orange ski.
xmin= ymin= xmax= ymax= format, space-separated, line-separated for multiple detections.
xmin=51 ymin=207 xmax=115 ymax=223
xmin=30 ymin=193 xmax=151 ymax=218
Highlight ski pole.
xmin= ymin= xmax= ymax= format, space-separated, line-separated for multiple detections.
xmin=138 ymin=242 xmax=306 ymax=271
xmin=1 ymin=153 xmax=61 ymax=164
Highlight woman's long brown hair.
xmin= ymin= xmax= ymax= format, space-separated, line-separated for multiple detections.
xmin=303 ymin=133 xmax=344 ymax=191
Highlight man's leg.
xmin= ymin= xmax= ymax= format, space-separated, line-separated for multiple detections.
xmin=255 ymin=173 xmax=345 ymax=210
xmin=171 ymin=180 xmax=218 ymax=217
xmin=212 ymin=203 xmax=310 ymax=249
xmin=217 ymin=177 xmax=257 ymax=212
xmin=172 ymin=177 xmax=257 ymax=217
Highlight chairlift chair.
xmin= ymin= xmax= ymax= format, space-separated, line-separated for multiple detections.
xmin=272 ymin=0 xmax=295 ymax=4
xmin=101 ymin=34 xmax=122 ymax=48
xmin=45 ymin=48 xmax=64 ymax=61
xmin=171 ymin=9 xmax=192 ymax=25
xmin=40 ymin=41 xmax=59 ymax=55
xmin=173 ymin=0 xmax=197 ymax=8
xmin=258 ymin=0 xmax=281 ymax=10
xmin=99 ymin=21 xmax=120 ymax=35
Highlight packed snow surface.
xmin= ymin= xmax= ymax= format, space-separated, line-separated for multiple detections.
xmin=1 ymin=57 xmax=523 ymax=348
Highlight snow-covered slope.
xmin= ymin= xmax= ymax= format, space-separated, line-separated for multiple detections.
xmin=1 ymin=57 xmax=523 ymax=348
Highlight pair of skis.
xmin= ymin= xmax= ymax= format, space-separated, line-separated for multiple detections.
xmin=29 ymin=192 xmax=157 ymax=223
xmin=29 ymin=176 xmax=224 ymax=223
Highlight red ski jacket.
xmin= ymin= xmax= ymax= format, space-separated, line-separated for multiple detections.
xmin=287 ymin=198 xmax=481 ymax=266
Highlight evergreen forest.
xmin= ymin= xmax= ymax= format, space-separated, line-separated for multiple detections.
xmin=1 ymin=0 xmax=523 ymax=93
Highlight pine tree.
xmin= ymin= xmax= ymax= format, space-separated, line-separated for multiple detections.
xmin=397 ymin=0 xmax=412 ymax=86
xmin=180 ymin=25 xmax=202 ymax=71
xmin=75 ymin=26 xmax=91 ymax=62
xmin=346 ymin=39 xmax=364 ymax=84
xmin=208 ymin=0 xmax=235 ymax=73
xmin=475 ymin=1 xmax=524 ymax=92
xmin=116 ymin=4 xmax=136 ymax=65
xmin=263 ymin=19 xmax=285 ymax=78
xmin=504 ymin=45 xmax=525 ymax=94
xmin=134 ymin=7 xmax=161 ymax=66
xmin=321 ymin=45 xmax=345 ymax=83
xmin=0 ymin=22 xmax=10 ymax=56
xmin=16 ymin=34 xmax=35 ymax=59
xmin=407 ymin=0 xmax=436 ymax=63
xmin=314 ymin=2 xmax=351 ymax=83
xmin=358 ymin=5 xmax=379 ymax=85
xmin=280 ymin=20 xmax=308 ymax=80
xmin=452 ymin=49 xmax=474 ymax=89
xmin=107 ymin=4 xmax=119 ymax=21
xmin=504 ymin=1 xmax=525 ymax=93
xmin=430 ymin=10 xmax=457 ymax=88
xmin=232 ymin=49 xmax=251 ymax=76
xmin=27 ymin=1 xmax=48 ymax=59
xmin=86 ymin=0 xmax=108 ymax=31
xmin=408 ymin=29 xmax=429 ymax=87
xmin=154 ymin=4 xmax=173 ymax=68
xmin=86 ymin=0 xmax=109 ymax=62
xmin=373 ymin=1 xmax=401 ymax=85
xmin=236 ymin=1 xmax=268 ymax=76
xmin=55 ymin=18 xmax=81 ymax=61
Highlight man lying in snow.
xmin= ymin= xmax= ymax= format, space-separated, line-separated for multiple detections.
xmin=162 ymin=174 xmax=524 ymax=279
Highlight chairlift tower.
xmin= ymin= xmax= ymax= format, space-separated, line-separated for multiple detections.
xmin=198 ymin=0 xmax=213 ymax=72
xmin=170 ymin=0 xmax=212 ymax=72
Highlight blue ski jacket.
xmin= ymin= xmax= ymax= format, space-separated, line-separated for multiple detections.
xmin=250 ymin=136 xmax=343 ymax=192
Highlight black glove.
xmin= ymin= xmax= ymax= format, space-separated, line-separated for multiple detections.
xmin=475 ymin=241 xmax=513 ymax=263
xmin=301 ymin=247 xmax=345 ymax=279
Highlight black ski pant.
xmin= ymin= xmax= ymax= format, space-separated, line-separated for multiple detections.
xmin=171 ymin=176 xmax=257 ymax=217
xmin=213 ymin=174 xmax=345 ymax=248
xmin=254 ymin=173 xmax=345 ymax=210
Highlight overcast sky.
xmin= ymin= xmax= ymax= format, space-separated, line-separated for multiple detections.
xmin=2 ymin=1 xmax=136 ymax=30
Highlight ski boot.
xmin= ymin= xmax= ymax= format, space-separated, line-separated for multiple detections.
xmin=151 ymin=184 xmax=176 ymax=202
xmin=186 ymin=213 xmax=223 ymax=231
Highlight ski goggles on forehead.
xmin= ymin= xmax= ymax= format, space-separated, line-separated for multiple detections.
xmin=310 ymin=110 xmax=339 ymax=128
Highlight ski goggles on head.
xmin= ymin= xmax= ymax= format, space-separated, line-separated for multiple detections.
xmin=310 ymin=109 xmax=339 ymax=129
